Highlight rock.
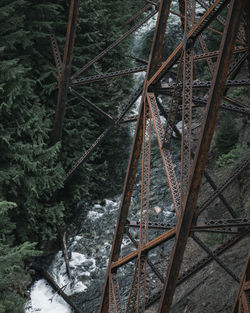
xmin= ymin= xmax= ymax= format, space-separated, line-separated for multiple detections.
xmin=153 ymin=206 xmax=162 ymax=215
xmin=173 ymin=121 xmax=183 ymax=138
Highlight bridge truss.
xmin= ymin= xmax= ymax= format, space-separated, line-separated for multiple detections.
xmin=51 ymin=0 xmax=250 ymax=312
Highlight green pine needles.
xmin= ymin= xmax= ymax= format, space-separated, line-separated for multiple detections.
xmin=1 ymin=0 xmax=137 ymax=309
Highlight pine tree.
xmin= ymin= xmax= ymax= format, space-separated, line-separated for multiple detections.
xmin=59 ymin=0 xmax=135 ymax=204
xmin=0 ymin=0 xmax=65 ymax=243
xmin=0 ymin=201 xmax=39 ymax=313
xmin=0 ymin=0 xmax=144 ymax=309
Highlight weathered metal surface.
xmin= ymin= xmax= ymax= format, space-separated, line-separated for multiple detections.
xmin=126 ymin=218 xmax=250 ymax=233
xmin=110 ymin=228 xmax=176 ymax=270
xmin=244 ymin=1 xmax=250 ymax=76
xmin=197 ymin=157 xmax=250 ymax=216
xmin=71 ymin=9 xmax=158 ymax=80
xmin=180 ymin=0 xmax=194 ymax=205
xmin=71 ymin=66 xmax=147 ymax=86
xmin=51 ymin=0 xmax=250 ymax=312
xmin=52 ymin=0 xmax=80 ymax=144
xmin=99 ymin=97 xmax=145 ymax=313
xmin=158 ymin=78 xmax=250 ymax=91
xmin=147 ymin=92 xmax=181 ymax=216
xmin=50 ymin=33 xmax=63 ymax=79
xmin=63 ymin=86 xmax=143 ymax=184
xmin=145 ymin=234 xmax=247 ymax=308
xmin=158 ymin=0 xmax=245 ymax=311
xmin=70 ymin=88 xmax=114 ymax=124
xmin=232 ymin=252 xmax=250 ymax=313
xmin=192 ymin=234 xmax=240 ymax=283
xmin=148 ymin=0 xmax=231 ymax=86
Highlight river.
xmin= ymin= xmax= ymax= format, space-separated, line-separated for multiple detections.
xmin=25 ymin=4 xmax=182 ymax=312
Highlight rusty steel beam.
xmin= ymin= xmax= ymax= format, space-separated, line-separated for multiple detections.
xmin=71 ymin=9 xmax=158 ymax=80
xmin=111 ymin=227 xmax=176 ymax=270
xmin=127 ymin=218 xmax=250 ymax=233
xmin=62 ymin=86 xmax=142 ymax=185
xmin=203 ymin=170 xmax=237 ymax=218
xmin=190 ymin=96 xmax=250 ymax=115
xmin=125 ymin=228 xmax=165 ymax=283
xmin=126 ymin=259 xmax=140 ymax=313
xmin=50 ymin=33 xmax=63 ymax=78
xmin=244 ymin=1 xmax=250 ymax=76
xmin=127 ymin=220 xmax=175 ymax=230
xmin=135 ymin=99 xmax=152 ymax=312
xmin=198 ymin=35 xmax=215 ymax=76
xmin=155 ymin=91 xmax=250 ymax=115
xmin=224 ymin=96 xmax=249 ymax=108
xmin=227 ymin=51 xmax=248 ymax=80
xmin=158 ymin=78 xmax=250 ymax=90
xmin=109 ymin=273 xmax=123 ymax=313
xmin=181 ymin=0 xmax=195 ymax=205
xmin=193 ymin=47 xmax=247 ymax=62
xmin=145 ymin=234 xmax=248 ymax=308
xmin=122 ymin=1 xmax=157 ymax=28
xmin=99 ymin=1 xmax=177 ymax=310
xmin=51 ymin=0 xmax=80 ymax=144
xmin=64 ymin=126 xmax=113 ymax=184
xmin=128 ymin=220 xmax=250 ymax=236
xmin=148 ymin=0 xmax=231 ymax=86
xmin=232 ymin=252 xmax=250 ymax=313
xmin=147 ymin=0 xmax=173 ymax=78
xmin=70 ymin=88 xmax=114 ymax=124
xmin=71 ymin=66 xmax=147 ymax=86
xmin=98 ymin=98 xmax=145 ymax=313
xmin=192 ymin=234 xmax=240 ymax=283
xmin=197 ymin=157 xmax=250 ymax=216
xmin=147 ymin=92 xmax=181 ymax=216
xmin=128 ymin=54 xmax=148 ymax=65
xmin=158 ymin=1 xmax=244 ymax=311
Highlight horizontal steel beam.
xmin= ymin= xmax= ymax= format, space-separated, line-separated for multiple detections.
xmin=197 ymin=157 xmax=250 ymax=216
xmin=71 ymin=66 xmax=147 ymax=86
xmin=70 ymin=88 xmax=114 ymax=124
xmin=158 ymin=78 xmax=250 ymax=90
xmin=145 ymin=234 xmax=247 ymax=308
xmin=71 ymin=9 xmax=158 ymax=79
xmin=111 ymin=228 xmax=176 ymax=269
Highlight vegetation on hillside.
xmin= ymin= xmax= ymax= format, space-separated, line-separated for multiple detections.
xmin=0 ymin=0 xmax=145 ymax=310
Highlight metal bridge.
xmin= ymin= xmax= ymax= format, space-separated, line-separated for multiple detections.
xmin=50 ymin=0 xmax=250 ymax=312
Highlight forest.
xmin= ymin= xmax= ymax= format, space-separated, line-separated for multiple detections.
xmin=1 ymin=0 xmax=249 ymax=312
xmin=0 ymin=1 xmax=145 ymax=311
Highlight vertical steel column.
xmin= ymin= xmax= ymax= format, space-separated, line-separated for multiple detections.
xmin=198 ymin=35 xmax=215 ymax=74
xmin=147 ymin=0 xmax=173 ymax=79
xmin=98 ymin=99 xmax=145 ymax=313
xmin=180 ymin=0 xmax=195 ymax=204
xmin=52 ymin=0 xmax=80 ymax=144
xmin=231 ymin=252 xmax=250 ymax=313
xmin=244 ymin=0 xmax=250 ymax=77
xmin=99 ymin=1 xmax=173 ymax=312
xmin=158 ymin=0 xmax=244 ymax=311
xmin=137 ymin=100 xmax=151 ymax=312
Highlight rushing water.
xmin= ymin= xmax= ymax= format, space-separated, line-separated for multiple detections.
xmin=25 ymin=4 xmax=183 ymax=312
xmin=25 ymin=133 xmax=180 ymax=312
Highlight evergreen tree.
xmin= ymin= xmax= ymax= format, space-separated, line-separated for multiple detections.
xmin=0 ymin=0 xmax=147 ymax=309
xmin=0 ymin=201 xmax=39 ymax=313
xmin=60 ymin=0 xmax=135 ymax=204
xmin=0 ymin=0 xmax=65 ymax=243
